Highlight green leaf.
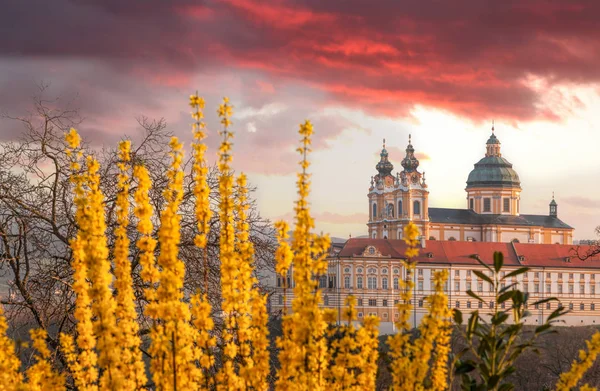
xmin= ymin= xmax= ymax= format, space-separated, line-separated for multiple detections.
xmin=453 ymin=308 xmax=463 ymax=325
xmin=474 ymin=270 xmax=493 ymax=285
xmin=535 ymin=324 xmax=551 ymax=334
xmin=488 ymin=375 xmax=500 ymax=388
xmin=499 ymin=283 xmax=517 ymax=294
xmin=498 ymin=290 xmax=515 ymax=304
xmin=503 ymin=267 xmax=530 ymax=280
xmin=469 ymin=254 xmax=492 ymax=271
xmin=492 ymin=312 xmax=509 ymax=326
xmin=493 ymin=251 xmax=504 ymax=273
xmin=467 ymin=289 xmax=485 ymax=303
xmin=455 ymin=360 xmax=476 ymax=374
xmin=533 ymin=297 xmax=558 ymax=306
xmin=467 ymin=311 xmax=479 ymax=337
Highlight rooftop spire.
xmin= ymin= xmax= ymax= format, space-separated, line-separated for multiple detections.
xmin=376 ymin=139 xmax=394 ymax=176
xmin=401 ymin=134 xmax=420 ymax=172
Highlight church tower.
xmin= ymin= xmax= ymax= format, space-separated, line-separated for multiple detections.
xmin=367 ymin=136 xmax=429 ymax=240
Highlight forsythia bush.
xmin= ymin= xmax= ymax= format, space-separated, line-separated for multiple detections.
xmin=0 ymin=94 xmax=599 ymax=391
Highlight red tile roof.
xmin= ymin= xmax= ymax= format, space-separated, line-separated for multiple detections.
xmin=336 ymin=238 xmax=600 ymax=269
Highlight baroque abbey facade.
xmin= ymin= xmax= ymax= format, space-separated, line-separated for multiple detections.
xmin=368 ymin=130 xmax=573 ymax=244
xmin=270 ymin=128 xmax=600 ymax=331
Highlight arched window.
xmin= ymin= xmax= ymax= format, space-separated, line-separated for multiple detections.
xmin=372 ymin=203 xmax=377 ymax=219
xmin=398 ymin=200 xmax=403 ymax=217
xmin=512 ymin=238 xmax=520 ymax=243
xmin=429 ymin=236 xmax=436 ymax=240
xmin=387 ymin=203 xmax=394 ymax=218
xmin=372 ymin=231 xmax=377 ymax=239
xmin=357 ymin=276 xmax=363 ymax=289
xmin=368 ymin=276 xmax=377 ymax=289
xmin=469 ymin=198 xmax=474 ymax=210
xmin=393 ymin=277 xmax=399 ymax=290
xmin=344 ymin=276 xmax=350 ymax=289
xmin=413 ymin=200 xmax=421 ymax=215
xmin=382 ymin=277 xmax=388 ymax=290
xmin=448 ymin=237 xmax=457 ymax=241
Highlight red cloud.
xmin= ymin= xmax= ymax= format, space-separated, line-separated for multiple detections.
xmin=3 ymin=0 xmax=600 ymax=124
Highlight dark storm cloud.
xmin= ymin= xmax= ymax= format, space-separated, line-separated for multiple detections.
xmin=2 ymin=0 xmax=600 ymax=148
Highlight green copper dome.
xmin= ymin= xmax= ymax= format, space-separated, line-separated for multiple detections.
xmin=466 ymin=156 xmax=521 ymax=189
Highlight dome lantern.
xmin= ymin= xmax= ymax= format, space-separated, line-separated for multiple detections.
xmin=485 ymin=122 xmax=501 ymax=157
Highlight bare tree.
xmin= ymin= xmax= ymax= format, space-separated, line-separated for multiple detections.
xmin=0 ymin=86 xmax=277 ymax=367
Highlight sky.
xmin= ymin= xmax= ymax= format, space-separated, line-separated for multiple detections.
xmin=1 ymin=0 xmax=600 ymax=240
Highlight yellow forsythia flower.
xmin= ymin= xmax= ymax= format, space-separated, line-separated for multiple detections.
xmin=276 ymin=120 xmax=331 ymax=391
xmin=556 ymin=331 xmax=600 ymax=391
xmin=0 ymin=304 xmax=24 ymax=390
xmin=113 ymin=141 xmax=147 ymax=390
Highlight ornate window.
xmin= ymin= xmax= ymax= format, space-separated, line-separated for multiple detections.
xmin=503 ymin=198 xmax=510 ymax=212
xmin=344 ymin=267 xmax=350 ymax=273
xmin=429 ymin=236 xmax=436 ymax=240
xmin=413 ymin=200 xmax=421 ymax=215
xmin=372 ymin=203 xmax=377 ymax=219
xmin=398 ymin=200 xmax=403 ymax=216
xmin=448 ymin=237 xmax=457 ymax=241
xmin=382 ymin=277 xmax=388 ymax=290
xmin=469 ymin=198 xmax=474 ymax=210
xmin=483 ymin=198 xmax=491 ymax=212
xmin=512 ymin=238 xmax=520 ymax=243
xmin=393 ymin=268 xmax=400 ymax=274
xmin=393 ymin=277 xmax=399 ymax=290
xmin=357 ymin=276 xmax=363 ymax=289
xmin=368 ymin=276 xmax=377 ymax=289
xmin=357 ymin=268 xmax=363 ymax=274
xmin=368 ymin=247 xmax=375 ymax=255
xmin=368 ymin=267 xmax=376 ymax=274
xmin=382 ymin=268 xmax=388 ymax=274
xmin=344 ymin=276 xmax=350 ymax=289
